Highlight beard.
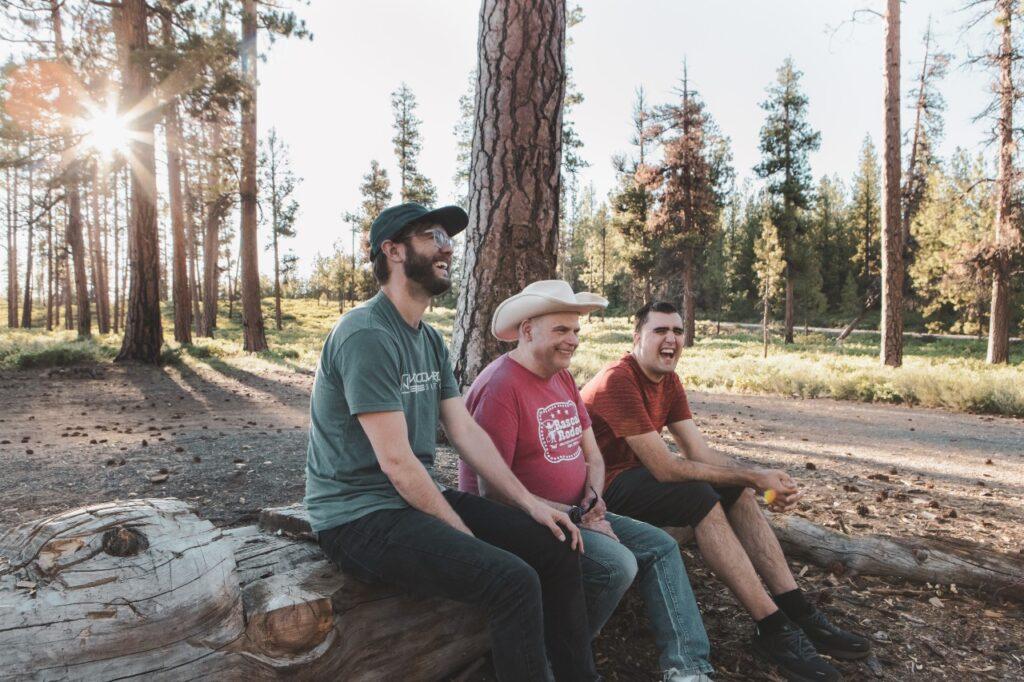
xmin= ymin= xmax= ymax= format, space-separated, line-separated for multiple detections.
xmin=404 ymin=248 xmax=451 ymax=296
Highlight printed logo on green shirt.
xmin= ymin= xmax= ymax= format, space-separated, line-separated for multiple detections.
xmin=401 ymin=370 xmax=442 ymax=394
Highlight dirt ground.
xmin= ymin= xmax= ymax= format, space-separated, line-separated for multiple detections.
xmin=0 ymin=359 xmax=1021 ymax=680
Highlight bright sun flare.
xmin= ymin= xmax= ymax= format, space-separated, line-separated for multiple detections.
xmin=79 ymin=104 xmax=130 ymax=158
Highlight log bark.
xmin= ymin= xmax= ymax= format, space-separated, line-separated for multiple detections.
xmin=115 ymin=0 xmax=164 ymax=363
xmin=879 ymin=0 xmax=904 ymax=367
xmin=450 ymin=0 xmax=566 ymax=389
xmin=769 ymin=513 xmax=1024 ymax=600
xmin=239 ymin=0 xmax=268 ymax=352
xmin=0 ymin=499 xmax=488 ymax=681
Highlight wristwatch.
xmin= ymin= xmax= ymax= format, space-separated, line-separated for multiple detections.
xmin=568 ymin=505 xmax=585 ymax=524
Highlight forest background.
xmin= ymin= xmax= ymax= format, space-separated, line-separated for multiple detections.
xmin=0 ymin=0 xmax=1022 ymax=408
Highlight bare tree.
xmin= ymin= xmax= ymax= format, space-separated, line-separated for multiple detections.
xmin=451 ymin=0 xmax=567 ymax=388
xmin=880 ymin=0 xmax=903 ymax=366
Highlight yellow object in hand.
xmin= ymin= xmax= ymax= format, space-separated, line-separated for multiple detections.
xmin=764 ymin=489 xmax=777 ymax=505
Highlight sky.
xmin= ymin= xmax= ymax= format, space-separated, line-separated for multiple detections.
xmin=2 ymin=1 xmax=999 ymax=279
xmin=257 ymin=0 xmax=994 ymax=278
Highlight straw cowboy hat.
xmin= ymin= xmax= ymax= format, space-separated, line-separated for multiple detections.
xmin=491 ymin=280 xmax=608 ymax=341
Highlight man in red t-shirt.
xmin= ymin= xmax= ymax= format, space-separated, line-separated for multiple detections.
xmin=582 ymin=301 xmax=870 ymax=682
xmin=462 ymin=280 xmax=714 ymax=682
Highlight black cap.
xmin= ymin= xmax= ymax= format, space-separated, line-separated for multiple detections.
xmin=368 ymin=202 xmax=469 ymax=258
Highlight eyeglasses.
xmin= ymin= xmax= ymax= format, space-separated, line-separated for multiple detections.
xmin=414 ymin=227 xmax=454 ymax=251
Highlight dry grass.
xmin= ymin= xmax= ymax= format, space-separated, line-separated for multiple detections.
xmin=2 ymin=299 xmax=1021 ymax=416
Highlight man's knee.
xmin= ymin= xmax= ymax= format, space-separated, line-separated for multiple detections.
xmin=592 ymin=543 xmax=638 ymax=593
xmin=729 ymin=487 xmax=764 ymax=519
xmin=647 ymin=525 xmax=684 ymax=560
xmin=483 ymin=553 xmax=542 ymax=607
xmin=695 ymin=500 xmax=728 ymax=531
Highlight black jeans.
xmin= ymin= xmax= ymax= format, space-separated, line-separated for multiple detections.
xmin=318 ymin=489 xmax=598 ymax=682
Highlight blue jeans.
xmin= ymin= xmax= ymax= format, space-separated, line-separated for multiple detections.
xmin=580 ymin=512 xmax=713 ymax=677
xmin=318 ymin=489 xmax=598 ymax=682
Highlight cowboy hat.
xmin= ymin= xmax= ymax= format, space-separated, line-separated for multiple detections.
xmin=491 ymin=280 xmax=608 ymax=341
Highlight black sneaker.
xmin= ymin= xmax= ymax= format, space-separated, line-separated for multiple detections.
xmin=792 ymin=608 xmax=872 ymax=660
xmin=752 ymin=622 xmax=840 ymax=682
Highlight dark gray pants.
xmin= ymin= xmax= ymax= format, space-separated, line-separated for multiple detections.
xmin=318 ymin=489 xmax=598 ymax=682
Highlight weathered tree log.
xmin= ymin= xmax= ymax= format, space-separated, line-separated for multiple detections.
xmin=769 ymin=513 xmax=1024 ymax=600
xmin=667 ymin=513 xmax=1023 ymax=601
xmin=0 ymin=499 xmax=488 ymax=681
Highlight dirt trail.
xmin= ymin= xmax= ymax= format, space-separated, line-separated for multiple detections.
xmin=0 ymin=361 xmax=1021 ymax=679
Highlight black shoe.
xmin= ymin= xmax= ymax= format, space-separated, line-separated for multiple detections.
xmin=792 ymin=608 xmax=872 ymax=660
xmin=752 ymin=622 xmax=840 ymax=682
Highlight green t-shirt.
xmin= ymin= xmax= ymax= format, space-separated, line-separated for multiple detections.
xmin=304 ymin=291 xmax=461 ymax=532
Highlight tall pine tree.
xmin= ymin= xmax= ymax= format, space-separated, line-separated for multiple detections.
xmin=754 ymin=58 xmax=820 ymax=343
xmin=390 ymin=83 xmax=436 ymax=206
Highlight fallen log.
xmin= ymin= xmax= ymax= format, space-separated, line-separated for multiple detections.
xmin=0 ymin=499 xmax=488 ymax=681
xmin=768 ymin=513 xmax=1024 ymax=601
xmin=666 ymin=514 xmax=1023 ymax=601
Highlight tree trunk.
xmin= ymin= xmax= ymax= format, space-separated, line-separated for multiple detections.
xmin=182 ymin=141 xmax=203 ymax=334
xmin=121 ymin=172 xmax=130 ymax=332
xmin=20 ymin=223 xmax=33 ymax=328
xmin=783 ymin=272 xmax=794 ymax=344
xmin=115 ymin=0 xmax=163 ymax=363
xmin=880 ymin=0 xmax=903 ymax=367
xmin=162 ymin=17 xmax=192 ymax=345
xmin=62 ymin=205 xmax=73 ymax=331
xmin=89 ymin=170 xmax=111 ymax=334
xmin=19 ymin=158 xmax=33 ymax=328
xmin=451 ymin=0 xmax=567 ymax=388
xmin=112 ymin=167 xmax=121 ymax=334
xmin=200 ymin=123 xmax=226 ymax=338
xmin=902 ymin=22 xmax=933 ymax=253
xmin=239 ymin=0 xmax=268 ymax=352
xmin=988 ymin=0 xmax=1015 ymax=365
xmin=271 ymin=151 xmax=283 ymax=331
xmin=6 ymin=167 xmax=17 ymax=328
xmin=762 ymin=282 xmax=770 ymax=358
xmin=681 ymin=247 xmax=696 ymax=347
xmin=67 ymin=187 xmax=91 ymax=338
xmin=46 ymin=205 xmax=53 ymax=330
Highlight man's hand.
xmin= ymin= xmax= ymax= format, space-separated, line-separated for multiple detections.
xmin=581 ymin=492 xmax=606 ymax=524
xmin=581 ymin=517 xmax=618 ymax=541
xmin=768 ymin=489 xmax=803 ymax=513
xmin=526 ymin=499 xmax=584 ymax=552
xmin=752 ymin=469 xmax=802 ymax=513
xmin=752 ymin=468 xmax=798 ymax=496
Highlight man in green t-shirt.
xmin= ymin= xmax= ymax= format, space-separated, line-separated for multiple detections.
xmin=306 ymin=202 xmax=598 ymax=682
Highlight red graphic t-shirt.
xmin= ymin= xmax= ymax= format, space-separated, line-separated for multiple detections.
xmin=459 ymin=354 xmax=591 ymax=506
xmin=580 ymin=353 xmax=693 ymax=489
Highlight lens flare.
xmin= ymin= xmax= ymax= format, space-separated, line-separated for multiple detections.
xmin=78 ymin=103 xmax=130 ymax=158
